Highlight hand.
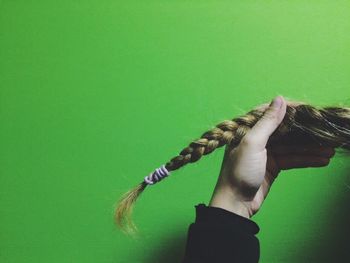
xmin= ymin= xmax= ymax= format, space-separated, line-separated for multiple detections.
xmin=209 ymin=96 xmax=336 ymax=218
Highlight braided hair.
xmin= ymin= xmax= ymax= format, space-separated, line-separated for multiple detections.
xmin=115 ymin=99 xmax=350 ymax=236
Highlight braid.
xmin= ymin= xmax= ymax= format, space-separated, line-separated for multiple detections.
xmin=166 ymin=111 xmax=262 ymax=171
xmin=115 ymin=101 xmax=350 ymax=236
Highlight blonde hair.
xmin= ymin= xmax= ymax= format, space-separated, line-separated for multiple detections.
xmin=114 ymin=99 xmax=350 ymax=236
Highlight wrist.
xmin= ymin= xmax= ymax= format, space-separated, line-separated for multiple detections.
xmin=209 ymin=184 xmax=252 ymax=219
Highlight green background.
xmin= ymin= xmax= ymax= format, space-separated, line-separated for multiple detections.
xmin=1 ymin=0 xmax=350 ymax=262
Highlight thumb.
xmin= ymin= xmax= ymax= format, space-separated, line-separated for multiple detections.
xmin=242 ymin=96 xmax=287 ymax=152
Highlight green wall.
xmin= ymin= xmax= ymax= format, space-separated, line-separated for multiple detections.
xmin=1 ymin=1 xmax=350 ymax=262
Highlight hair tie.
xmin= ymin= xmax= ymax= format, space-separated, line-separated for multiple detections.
xmin=144 ymin=165 xmax=170 ymax=185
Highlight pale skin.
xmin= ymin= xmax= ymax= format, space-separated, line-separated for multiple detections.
xmin=209 ymin=95 xmax=336 ymax=218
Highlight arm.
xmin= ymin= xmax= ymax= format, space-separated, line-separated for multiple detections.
xmin=182 ymin=96 xmax=335 ymax=263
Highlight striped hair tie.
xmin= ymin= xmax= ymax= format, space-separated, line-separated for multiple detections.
xmin=144 ymin=165 xmax=170 ymax=185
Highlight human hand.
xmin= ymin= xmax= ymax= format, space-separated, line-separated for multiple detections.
xmin=209 ymin=96 xmax=336 ymax=218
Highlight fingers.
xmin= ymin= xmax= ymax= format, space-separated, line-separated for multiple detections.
xmin=253 ymin=99 xmax=307 ymax=112
xmin=243 ymin=96 xmax=287 ymax=152
xmin=268 ymin=145 xmax=336 ymax=158
xmin=274 ymin=155 xmax=333 ymax=170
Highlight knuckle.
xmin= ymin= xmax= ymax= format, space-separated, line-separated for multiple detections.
xmin=241 ymin=135 xmax=256 ymax=146
xmin=329 ymin=148 xmax=336 ymax=157
xmin=263 ymin=111 xmax=278 ymax=122
xmin=320 ymin=158 xmax=330 ymax=166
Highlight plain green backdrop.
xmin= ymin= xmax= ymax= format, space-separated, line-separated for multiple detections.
xmin=1 ymin=0 xmax=350 ymax=262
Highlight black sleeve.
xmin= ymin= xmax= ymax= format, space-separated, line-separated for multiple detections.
xmin=181 ymin=203 xmax=260 ymax=263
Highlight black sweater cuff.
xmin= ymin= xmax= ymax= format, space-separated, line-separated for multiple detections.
xmin=182 ymin=203 xmax=260 ymax=263
xmin=194 ymin=203 xmax=260 ymax=235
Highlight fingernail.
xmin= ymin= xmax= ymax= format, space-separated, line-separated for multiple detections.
xmin=270 ymin=96 xmax=283 ymax=109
